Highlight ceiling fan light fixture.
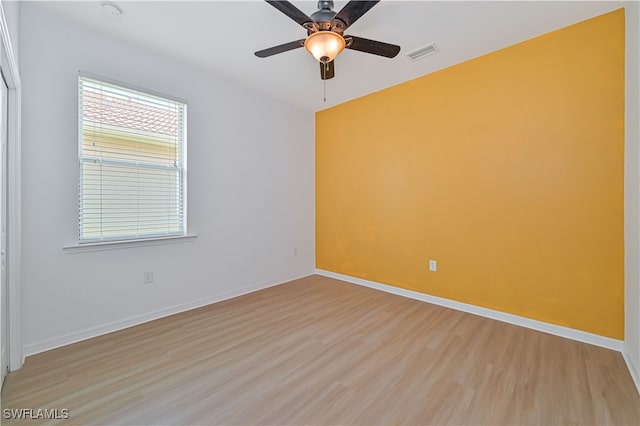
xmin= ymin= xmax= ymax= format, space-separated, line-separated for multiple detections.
xmin=304 ymin=31 xmax=346 ymax=63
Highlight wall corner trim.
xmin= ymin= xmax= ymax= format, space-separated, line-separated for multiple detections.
xmin=314 ymin=269 xmax=624 ymax=352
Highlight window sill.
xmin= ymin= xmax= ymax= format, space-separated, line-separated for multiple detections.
xmin=63 ymin=234 xmax=198 ymax=254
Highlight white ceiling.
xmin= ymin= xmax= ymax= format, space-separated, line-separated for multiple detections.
xmin=36 ymin=0 xmax=626 ymax=112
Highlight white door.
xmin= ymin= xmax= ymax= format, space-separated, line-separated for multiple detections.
xmin=1 ymin=72 xmax=8 ymax=385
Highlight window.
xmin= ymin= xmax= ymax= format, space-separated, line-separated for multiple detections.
xmin=78 ymin=75 xmax=186 ymax=242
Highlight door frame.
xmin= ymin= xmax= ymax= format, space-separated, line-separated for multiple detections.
xmin=0 ymin=4 xmax=22 ymax=372
xmin=1 ymin=65 xmax=8 ymax=383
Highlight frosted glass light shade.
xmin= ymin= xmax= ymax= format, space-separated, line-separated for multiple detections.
xmin=304 ymin=31 xmax=346 ymax=63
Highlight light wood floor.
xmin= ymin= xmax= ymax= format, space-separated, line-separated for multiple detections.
xmin=2 ymin=275 xmax=639 ymax=425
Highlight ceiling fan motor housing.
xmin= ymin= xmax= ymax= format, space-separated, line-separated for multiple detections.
xmin=310 ymin=1 xmax=345 ymax=33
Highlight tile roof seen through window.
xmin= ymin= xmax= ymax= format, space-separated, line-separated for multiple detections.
xmin=82 ymin=87 xmax=181 ymax=138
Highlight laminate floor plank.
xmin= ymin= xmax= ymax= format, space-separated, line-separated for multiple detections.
xmin=2 ymin=275 xmax=638 ymax=425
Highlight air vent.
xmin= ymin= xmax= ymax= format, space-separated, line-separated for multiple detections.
xmin=406 ymin=43 xmax=439 ymax=62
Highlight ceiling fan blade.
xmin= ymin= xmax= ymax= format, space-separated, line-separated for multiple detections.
xmin=346 ymin=35 xmax=400 ymax=58
xmin=320 ymin=60 xmax=335 ymax=80
xmin=265 ymin=1 xmax=313 ymax=28
xmin=255 ymin=39 xmax=305 ymax=58
xmin=334 ymin=0 xmax=380 ymax=29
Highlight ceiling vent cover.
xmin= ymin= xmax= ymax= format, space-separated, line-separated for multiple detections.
xmin=406 ymin=43 xmax=439 ymax=62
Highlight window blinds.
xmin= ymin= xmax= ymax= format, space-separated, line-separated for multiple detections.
xmin=78 ymin=75 xmax=186 ymax=242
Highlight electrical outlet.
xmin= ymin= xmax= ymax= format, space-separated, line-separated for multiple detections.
xmin=429 ymin=260 xmax=437 ymax=272
xmin=293 ymin=247 xmax=298 ymax=255
xmin=144 ymin=270 xmax=154 ymax=284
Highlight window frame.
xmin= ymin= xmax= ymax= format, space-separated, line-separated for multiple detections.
xmin=77 ymin=72 xmax=188 ymax=244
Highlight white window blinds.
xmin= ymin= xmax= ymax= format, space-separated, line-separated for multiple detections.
xmin=78 ymin=75 xmax=187 ymax=242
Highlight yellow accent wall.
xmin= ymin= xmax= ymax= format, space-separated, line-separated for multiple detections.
xmin=316 ymin=9 xmax=625 ymax=339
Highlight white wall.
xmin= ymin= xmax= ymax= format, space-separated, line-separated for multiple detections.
xmin=624 ymin=1 xmax=640 ymax=393
xmin=20 ymin=3 xmax=315 ymax=355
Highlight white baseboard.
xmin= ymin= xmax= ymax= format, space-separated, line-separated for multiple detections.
xmin=315 ymin=269 xmax=624 ymax=352
xmin=622 ymin=349 xmax=640 ymax=395
xmin=23 ymin=270 xmax=315 ymax=357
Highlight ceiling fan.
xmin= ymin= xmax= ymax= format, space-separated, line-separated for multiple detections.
xmin=255 ymin=0 xmax=401 ymax=80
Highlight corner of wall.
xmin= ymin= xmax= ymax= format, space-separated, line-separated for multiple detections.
xmin=624 ymin=0 xmax=640 ymax=395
